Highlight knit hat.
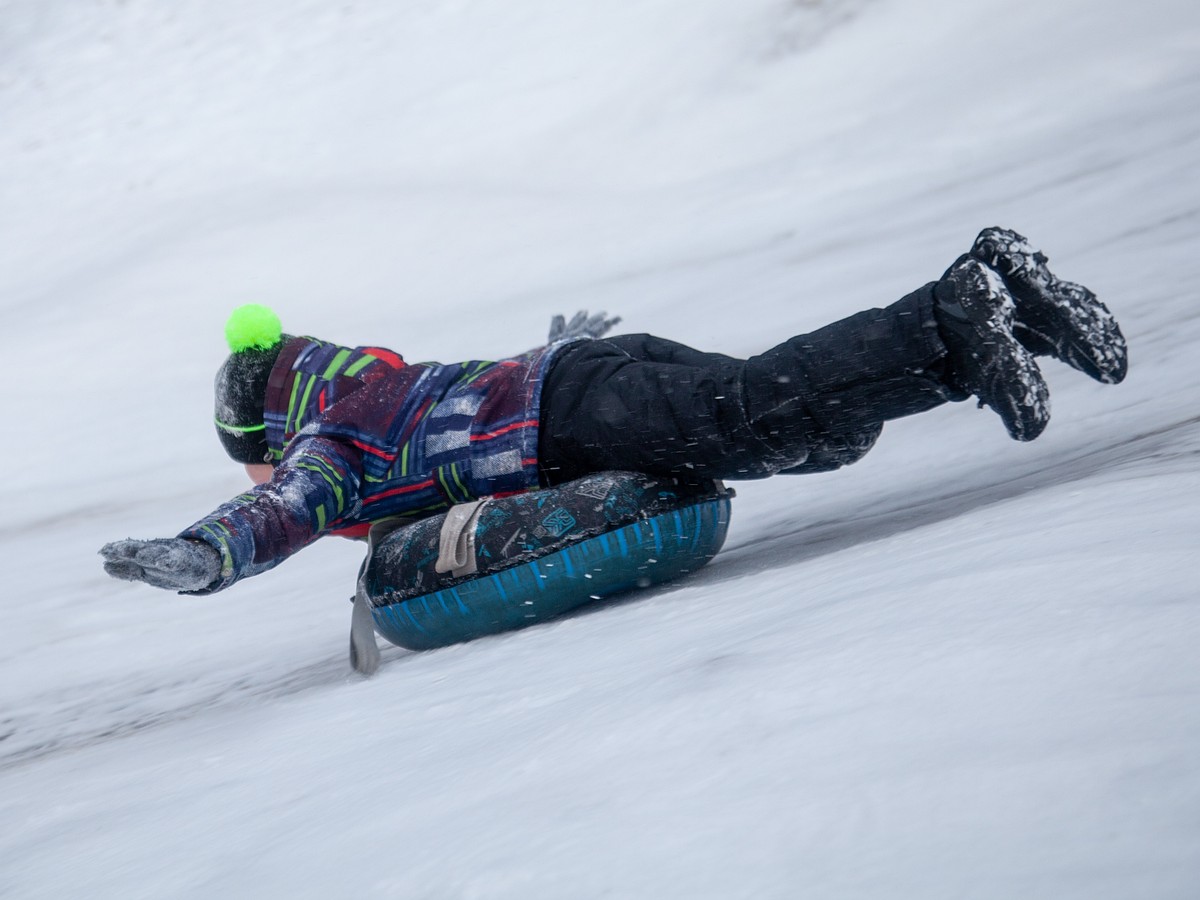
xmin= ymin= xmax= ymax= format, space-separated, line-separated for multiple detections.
xmin=214 ymin=304 xmax=286 ymax=464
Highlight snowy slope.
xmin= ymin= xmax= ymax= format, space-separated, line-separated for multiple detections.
xmin=2 ymin=0 xmax=1199 ymax=896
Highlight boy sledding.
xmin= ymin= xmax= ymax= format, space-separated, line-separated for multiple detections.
xmin=101 ymin=227 xmax=1126 ymax=667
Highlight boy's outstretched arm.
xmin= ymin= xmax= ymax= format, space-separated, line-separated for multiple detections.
xmin=101 ymin=435 xmax=364 ymax=594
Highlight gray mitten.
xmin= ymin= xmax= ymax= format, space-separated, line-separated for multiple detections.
xmin=547 ymin=310 xmax=621 ymax=344
xmin=100 ymin=538 xmax=222 ymax=592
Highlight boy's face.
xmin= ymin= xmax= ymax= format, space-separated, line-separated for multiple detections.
xmin=246 ymin=463 xmax=274 ymax=485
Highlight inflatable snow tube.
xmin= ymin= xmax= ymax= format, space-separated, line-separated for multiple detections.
xmin=363 ymin=472 xmax=733 ymax=651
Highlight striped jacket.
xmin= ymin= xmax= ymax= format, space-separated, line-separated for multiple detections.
xmin=181 ymin=335 xmax=569 ymax=592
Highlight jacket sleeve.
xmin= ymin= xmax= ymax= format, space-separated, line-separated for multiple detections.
xmin=178 ymin=435 xmax=365 ymax=593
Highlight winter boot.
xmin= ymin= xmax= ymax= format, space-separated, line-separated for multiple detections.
xmin=969 ymin=227 xmax=1127 ymax=384
xmin=934 ymin=256 xmax=1051 ymax=442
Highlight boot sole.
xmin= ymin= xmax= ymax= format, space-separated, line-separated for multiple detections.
xmin=942 ymin=258 xmax=1051 ymax=442
xmin=971 ymin=228 xmax=1128 ymax=384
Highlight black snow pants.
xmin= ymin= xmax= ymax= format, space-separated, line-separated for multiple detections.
xmin=538 ymin=284 xmax=954 ymax=485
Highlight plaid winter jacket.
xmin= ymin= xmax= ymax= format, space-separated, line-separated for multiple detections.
xmin=180 ymin=335 xmax=568 ymax=592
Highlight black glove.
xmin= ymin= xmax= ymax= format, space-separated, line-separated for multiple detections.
xmin=100 ymin=538 xmax=222 ymax=592
xmin=547 ymin=310 xmax=621 ymax=344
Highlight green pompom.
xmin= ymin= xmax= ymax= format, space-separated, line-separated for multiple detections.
xmin=225 ymin=304 xmax=283 ymax=353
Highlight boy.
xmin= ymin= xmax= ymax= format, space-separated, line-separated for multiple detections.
xmin=101 ymin=228 xmax=1126 ymax=594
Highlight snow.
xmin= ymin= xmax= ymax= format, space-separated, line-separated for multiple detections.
xmin=2 ymin=0 xmax=1199 ymax=895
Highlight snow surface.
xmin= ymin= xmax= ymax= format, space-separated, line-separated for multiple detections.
xmin=2 ymin=0 xmax=1199 ymax=896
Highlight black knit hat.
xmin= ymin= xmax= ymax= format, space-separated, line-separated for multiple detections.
xmin=214 ymin=305 xmax=286 ymax=464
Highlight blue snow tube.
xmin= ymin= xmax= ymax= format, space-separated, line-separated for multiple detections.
xmin=363 ymin=472 xmax=733 ymax=651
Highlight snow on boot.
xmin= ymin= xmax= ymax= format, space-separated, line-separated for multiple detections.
xmin=969 ymin=227 xmax=1128 ymax=384
xmin=934 ymin=256 xmax=1051 ymax=442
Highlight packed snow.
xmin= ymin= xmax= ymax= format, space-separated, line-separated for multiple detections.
xmin=2 ymin=0 xmax=1198 ymax=896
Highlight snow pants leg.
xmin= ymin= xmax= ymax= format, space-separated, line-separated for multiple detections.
xmin=538 ymin=284 xmax=954 ymax=484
